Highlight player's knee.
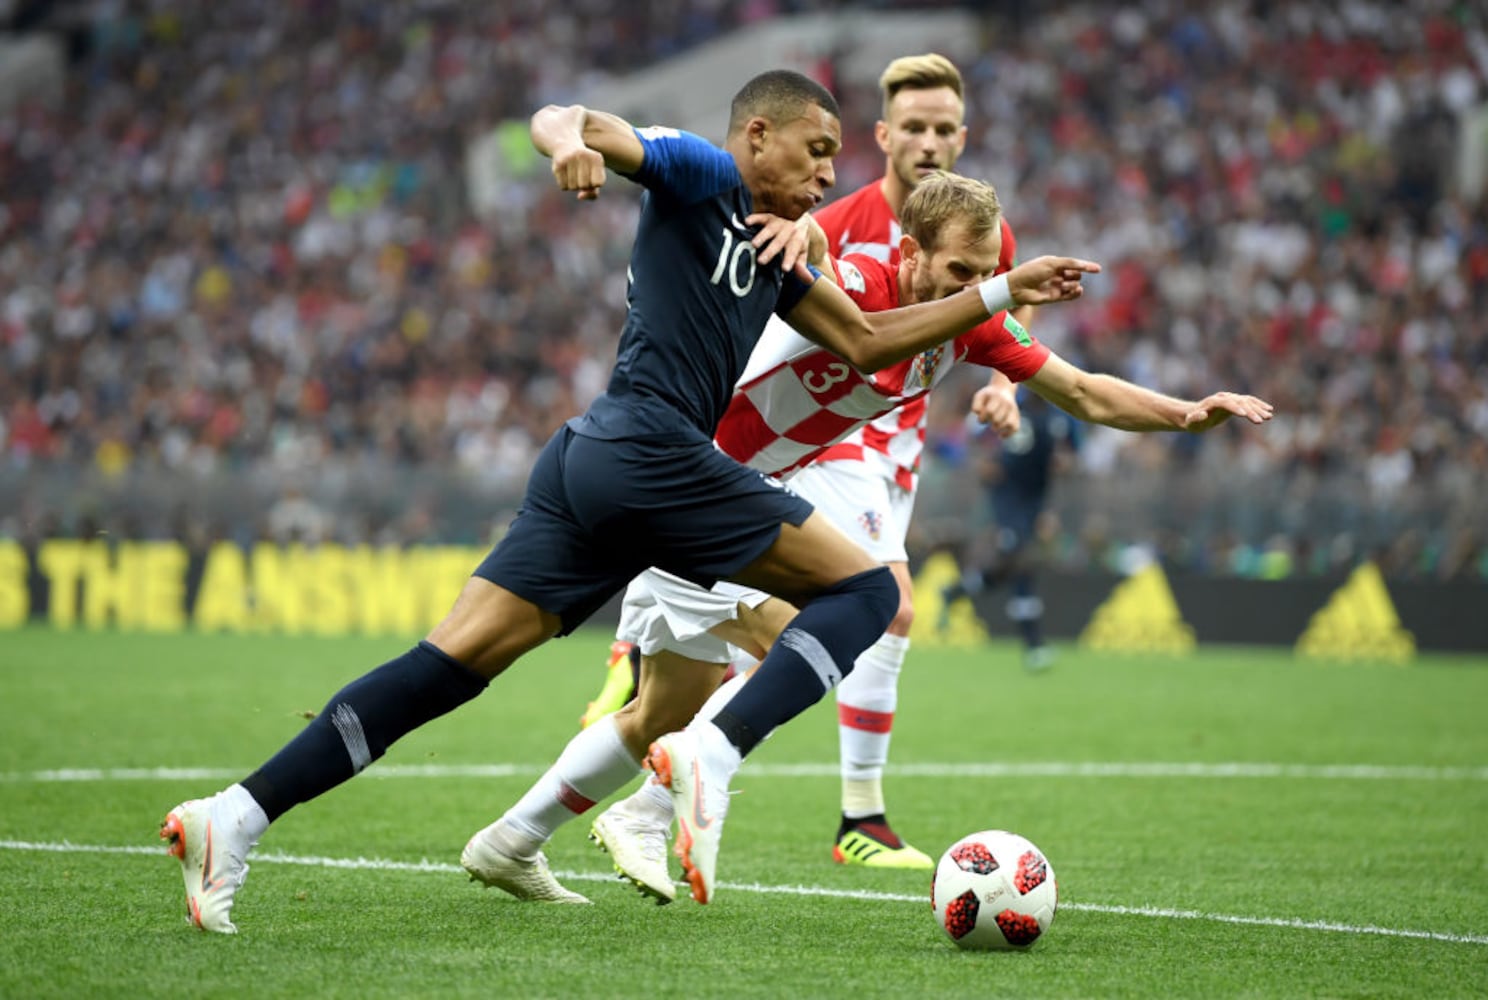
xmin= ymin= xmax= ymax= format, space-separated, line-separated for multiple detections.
xmin=826 ymin=565 xmax=899 ymax=633
xmin=888 ymin=594 xmax=914 ymax=636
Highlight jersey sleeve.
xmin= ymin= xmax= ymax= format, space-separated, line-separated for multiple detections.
xmin=997 ymin=217 xmax=1018 ymax=273
xmin=812 ymin=194 xmax=852 ymax=253
xmin=958 ymin=311 xmax=1050 ymax=381
xmin=834 ymin=253 xmax=897 ymax=310
xmin=623 ymin=127 xmax=741 ymax=203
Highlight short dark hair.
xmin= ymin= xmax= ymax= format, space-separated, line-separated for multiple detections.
xmin=728 ymin=69 xmax=840 ymax=135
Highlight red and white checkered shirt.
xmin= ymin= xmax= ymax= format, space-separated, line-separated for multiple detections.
xmin=807 ymin=183 xmax=1021 ymax=490
xmin=713 ymin=254 xmax=1048 ymax=479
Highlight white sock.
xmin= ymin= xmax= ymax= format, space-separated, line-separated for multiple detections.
xmin=220 ymin=783 xmax=270 ymax=843
xmin=836 ymin=632 xmax=908 ymax=818
xmin=697 ymin=720 xmax=743 ymax=780
xmin=493 ymin=715 xmax=641 ymax=856
xmin=688 ymin=669 xmax=750 ymax=734
xmin=690 ymin=669 xmax=749 ymax=780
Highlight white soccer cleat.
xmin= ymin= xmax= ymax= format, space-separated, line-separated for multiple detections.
xmin=589 ymin=799 xmax=676 ymax=904
xmin=460 ymin=830 xmax=590 ymax=904
xmin=646 ymin=731 xmax=730 ymax=904
xmin=160 ymin=795 xmax=255 ymax=934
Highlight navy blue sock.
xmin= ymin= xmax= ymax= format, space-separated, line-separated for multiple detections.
xmin=241 ymin=640 xmax=488 ymax=821
xmin=712 ymin=566 xmax=897 ymax=757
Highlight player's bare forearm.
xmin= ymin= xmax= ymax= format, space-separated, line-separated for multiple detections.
xmin=787 ymin=255 xmax=1098 ymax=373
xmin=786 ymin=280 xmax=989 ymax=372
xmin=1026 ymin=356 xmax=1273 ymax=432
xmin=530 ymin=105 xmax=643 ymax=198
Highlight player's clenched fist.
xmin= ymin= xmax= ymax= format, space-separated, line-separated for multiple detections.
xmin=549 ymin=146 xmax=608 ymax=200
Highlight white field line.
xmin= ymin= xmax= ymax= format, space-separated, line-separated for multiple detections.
xmin=3 ymin=762 xmax=1487 ymax=783
xmin=2 ymin=838 xmax=1485 ymax=947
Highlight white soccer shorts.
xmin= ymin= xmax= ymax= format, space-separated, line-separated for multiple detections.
xmin=616 ymin=568 xmax=772 ymax=664
xmin=786 ymin=459 xmax=914 ymax=564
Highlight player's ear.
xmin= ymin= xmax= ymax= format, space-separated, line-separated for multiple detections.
xmin=874 ymin=119 xmax=891 ymax=155
xmin=899 ymin=233 xmax=921 ymax=269
xmin=747 ymin=117 xmax=770 ymax=155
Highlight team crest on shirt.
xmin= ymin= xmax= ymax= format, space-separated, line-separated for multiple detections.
xmin=907 ymin=344 xmax=946 ymax=389
xmin=858 ymin=509 xmax=884 ymax=541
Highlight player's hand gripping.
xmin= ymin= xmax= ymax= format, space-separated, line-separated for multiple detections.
xmin=746 ymin=212 xmax=825 ymax=281
xmin=1181 ymin=392 xmax=1275 ymax=432
xmin=1007 ymin=256 xmax=1102 ymax=305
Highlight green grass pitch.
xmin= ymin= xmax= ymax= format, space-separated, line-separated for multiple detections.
xmin=1 ymin=628 xmax=1485 ymax=998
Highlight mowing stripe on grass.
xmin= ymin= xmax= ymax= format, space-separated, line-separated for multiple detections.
xmin=2 ymin=839 xmax=1485 ymax=946
xmin=4 ymin=762 xmax=1487 ymax=783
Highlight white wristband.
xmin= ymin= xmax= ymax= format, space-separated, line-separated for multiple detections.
xmin=977 ymin=273 xmax=1012 ymax=316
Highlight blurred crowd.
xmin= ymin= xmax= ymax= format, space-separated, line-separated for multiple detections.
xmin=2 ymin=0 xmax=1486 ymax=578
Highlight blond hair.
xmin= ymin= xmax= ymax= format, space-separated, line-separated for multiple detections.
xmin=900 ymin=171 xmax=1001 ymax=254
xmin=878 ymin=53 xmax=964 ymax=118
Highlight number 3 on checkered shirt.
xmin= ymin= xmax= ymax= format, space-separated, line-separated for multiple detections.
xmin=801 ymin=360 xmax=851 ymax=395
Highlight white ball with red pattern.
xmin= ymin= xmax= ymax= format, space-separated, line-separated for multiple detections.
xmin=931 ymin=829 xmax=1058 ymax=950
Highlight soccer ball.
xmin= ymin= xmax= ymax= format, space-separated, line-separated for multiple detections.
xmin=931 ymin=830 xmax=1058 ymax=950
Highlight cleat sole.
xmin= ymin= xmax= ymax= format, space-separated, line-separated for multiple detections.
xmin=673 ymin=821 xmax=708 ymax=904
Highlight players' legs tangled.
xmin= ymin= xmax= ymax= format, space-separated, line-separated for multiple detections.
xmin=648 ymin=511 xmax=898 ymax=902
xmin=469 ymin=570 xmax=794 ymax=905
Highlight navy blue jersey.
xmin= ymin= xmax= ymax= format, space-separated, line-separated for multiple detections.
xmin=993 ymin=391 xmax=1079 ymax=504
xmin=570 ymin=127 xmax=817 ymax=443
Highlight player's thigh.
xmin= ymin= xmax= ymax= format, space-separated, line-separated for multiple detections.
xmin=708 ymin=594 xmax=798 ymax=660
xmin=426 ymin=577 xmax=559 ymax=679
xmin=729 ymin=508 xmax=880 ymax=606
xmin=475 ymin=426 xmax=641 ymax=638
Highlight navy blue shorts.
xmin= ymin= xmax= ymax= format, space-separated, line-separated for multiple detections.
xmin=476 ymin=426 xmax=815 ymax=635
xmin=992 ymin=492 xmax=1044 ymax=552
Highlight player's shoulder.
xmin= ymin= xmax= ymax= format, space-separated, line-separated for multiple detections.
xmin=834 ymin=252 xmax=895 ymax=301
xmin=630 ymin=127 xmax=740 ymax=201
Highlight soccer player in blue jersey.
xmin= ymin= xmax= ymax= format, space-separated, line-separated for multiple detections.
xmin=941 ymin=387 xmax=1081 ymax=670
xmin=160 ymin=70 xmax=1104 ymax=931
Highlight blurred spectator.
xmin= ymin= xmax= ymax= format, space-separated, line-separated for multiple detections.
xmin=1 ymin=0 xmax=1485 ymax=579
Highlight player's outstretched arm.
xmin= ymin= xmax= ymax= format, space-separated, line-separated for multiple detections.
xmin=1023 ymin=354 xmax=1274 ymax=432
xmin=783 ymin=254 xmax=1099 ymax=373
xmin=530 ymin=104 xmax=645 ymax=200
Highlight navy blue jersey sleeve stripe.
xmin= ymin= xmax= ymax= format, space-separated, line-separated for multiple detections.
xmin=624 ymin=127 xmax=741 ymax=203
